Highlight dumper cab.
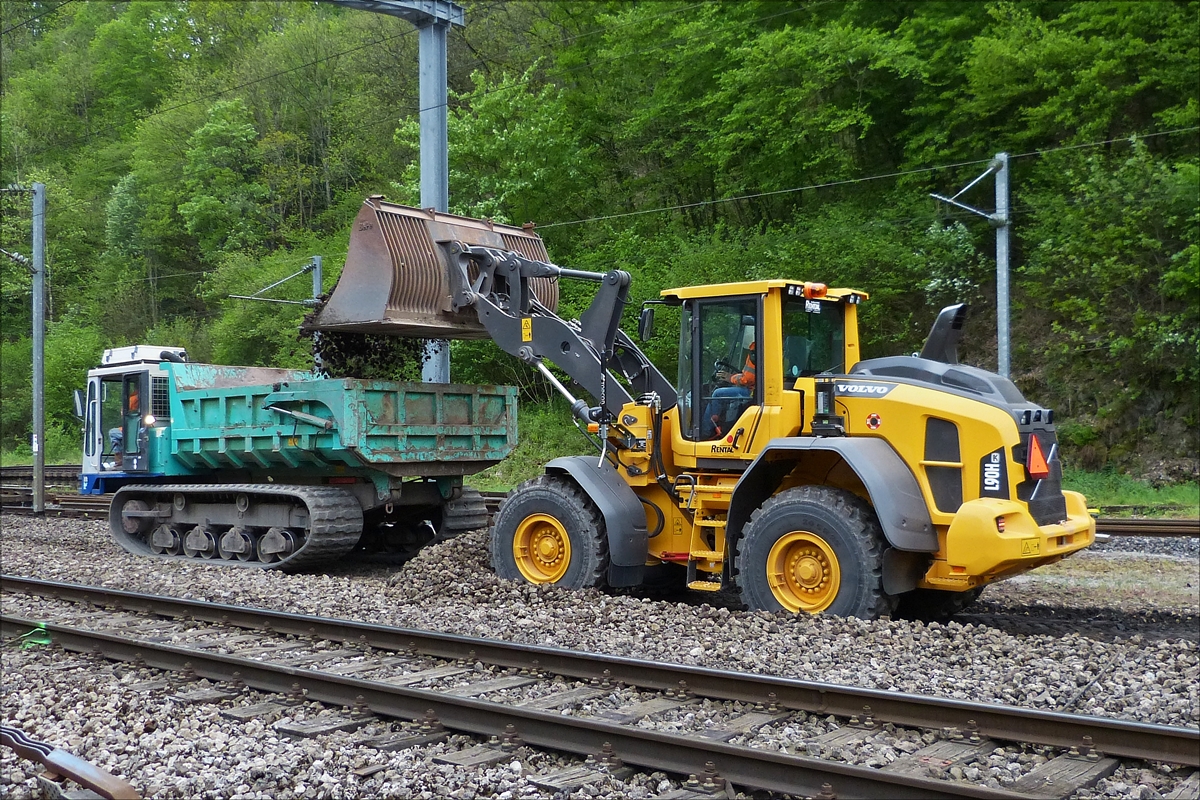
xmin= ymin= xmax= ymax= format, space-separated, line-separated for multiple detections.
xmin=79 ymin=345 xmax=188 ymax=493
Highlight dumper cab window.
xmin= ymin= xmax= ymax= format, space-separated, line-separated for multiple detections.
xmin=100 ymin=378 xmax=123 ymax=457
xmin=782 ymin=296 xmax=845 ymax=379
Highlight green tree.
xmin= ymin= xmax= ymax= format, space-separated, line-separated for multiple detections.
xmin=392 ymin=67 xmax=600 ymax=225
xmin=1019 ymin=141 xmax=1199 ymax=457
xmin=178 ymin=99 xmax=269 ymax=256
xmin=707 ymin=20 xmax=921 ymax=203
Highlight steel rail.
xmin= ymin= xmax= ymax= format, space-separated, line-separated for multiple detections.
xmin=6 ymin=479 xmax=1199 ymax=537
xmin=0 ymin=614 xmax=1026 ymax=800
xmin=1095 ymin=518 xmax=1200 ymax=537
xmin=4 ymin=575 xmax=1196 ymax=768
xmin=0 ymin=464 xmax=82 ymax=485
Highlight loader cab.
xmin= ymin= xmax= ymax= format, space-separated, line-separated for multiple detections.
xmin=660 ymin=281 xmax=866 ymax=460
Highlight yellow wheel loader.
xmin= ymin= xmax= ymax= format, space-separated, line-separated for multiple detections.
xmin=311 ymin=197 xmax=1095 ymax=619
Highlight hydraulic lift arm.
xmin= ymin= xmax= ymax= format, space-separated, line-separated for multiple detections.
xmin=443 ymin=242 xmax=677 ymax=421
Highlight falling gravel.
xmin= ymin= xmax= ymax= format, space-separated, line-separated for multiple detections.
xmin=2 ymin=516 xmax=1197 ymax=799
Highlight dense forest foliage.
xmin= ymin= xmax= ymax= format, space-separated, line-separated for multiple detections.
xmin=2 ymin=1 xmax=1197 ymax=475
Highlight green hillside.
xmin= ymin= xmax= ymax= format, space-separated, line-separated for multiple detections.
xmin=2 ymin=1 xmax=1196 ymax=480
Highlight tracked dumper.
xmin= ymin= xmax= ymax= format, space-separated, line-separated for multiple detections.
xmin=79 ymin=352 xmax=515 ymax=570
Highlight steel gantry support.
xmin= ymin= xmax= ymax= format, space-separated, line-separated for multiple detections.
xmin=324 ymin=0 xmax=465 ymax=384
xmin=931 ymin=153 xmax=1012 ymax=378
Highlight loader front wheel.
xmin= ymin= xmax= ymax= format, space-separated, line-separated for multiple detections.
xmin=734 ymin=485 xmax=893 ymax=619
xmin=490 ymin=476 xmax=608 ymax=590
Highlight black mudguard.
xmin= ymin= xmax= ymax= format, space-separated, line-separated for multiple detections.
xmin=726 ymin=438 xmax=937 ymax=593
xmin=545 ymin=456 xmax=647 ymax=587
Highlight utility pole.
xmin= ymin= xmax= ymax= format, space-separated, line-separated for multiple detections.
xmin=993 ymin=153 xmax=1010 ymax=379
xmin=32 ymin=183 xmax=46 ymax=513
xmin=1 ymin=183 xmax=45 ymax=512
xmin=311 ymin=255 xmax=323 ymax=301
xmin=930 ymin=152 xmax=1012 ymax=377
xmin=323 ymin=0 xmax=465 ymax=384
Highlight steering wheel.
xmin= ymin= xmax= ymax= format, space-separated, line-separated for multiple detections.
xmin=710 ymin=359 xmax=739 ymax=384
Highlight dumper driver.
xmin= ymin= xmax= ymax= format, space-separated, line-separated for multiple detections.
xmin=107 ymin=383 xmax=139 ymax=469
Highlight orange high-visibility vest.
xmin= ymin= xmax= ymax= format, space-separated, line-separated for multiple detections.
xmin=731 ymin=343 xmax=756 ymax=388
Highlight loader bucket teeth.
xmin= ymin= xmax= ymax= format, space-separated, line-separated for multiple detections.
xmin=305 ymin=197 xmax=558 ymax=338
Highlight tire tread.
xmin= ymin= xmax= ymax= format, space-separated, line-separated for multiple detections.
xmin=489 ymin=475 xmax=608 ymax=589
xmin=731 ymin=485 xmax=895 ymax=618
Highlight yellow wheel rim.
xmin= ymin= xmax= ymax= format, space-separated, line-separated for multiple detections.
xmin=766 ymin=531 xmax=841 ymax=613
xmin=512 ymin=514 xmax=572 ymax=583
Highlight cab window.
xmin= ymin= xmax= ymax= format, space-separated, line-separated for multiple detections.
xmin=101 ymin=378 xmax=123 ymax=454
xmin=679 ymin=297 xmax=759 ymax=440
xmin=782 ymin=296 xmax=845 ymax=379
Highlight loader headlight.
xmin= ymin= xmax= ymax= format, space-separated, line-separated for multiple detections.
xmin=143 ymin=414 xmax=156 ymax=426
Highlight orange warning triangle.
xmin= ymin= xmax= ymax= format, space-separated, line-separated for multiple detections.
xmin=1027 ymin=434 xmax=1050 ymax=480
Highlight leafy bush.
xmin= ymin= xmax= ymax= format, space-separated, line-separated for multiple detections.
xmin=470 ymin=400 xmax=591 ymax=491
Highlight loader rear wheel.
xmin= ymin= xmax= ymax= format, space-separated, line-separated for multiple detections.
xmin=734 ymin=485 xmax=893 ymax=619
xmin=490 ymin=475 xmax=607 ymax=590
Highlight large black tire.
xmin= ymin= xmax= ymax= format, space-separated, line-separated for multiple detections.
xmin=733 ymin=485 xmax=894 ymax=619
xmin=894 ymin=587 xmax=984 ymax=621
xmin=489 ymin=475 xmax=608 ymax=590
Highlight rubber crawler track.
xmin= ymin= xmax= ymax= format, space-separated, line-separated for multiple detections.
xmin=109 ymin=484 xmax=363 ymax=571
xmin=440 ymin=488 xmax=489 ymax=536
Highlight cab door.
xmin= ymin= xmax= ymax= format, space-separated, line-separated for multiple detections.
xmin=82 ymin=378 xmax=102 ymax=474
xmin=679 ymin=296 xmax=761 ymax=450
xmin=121 ymin=372 xmax=150 ymax=472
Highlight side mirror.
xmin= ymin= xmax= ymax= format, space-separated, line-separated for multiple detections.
xmin=72 ymin=389 xmax=86 ymax=420
xmin=638 ymin=306 xmax=655 ymax=342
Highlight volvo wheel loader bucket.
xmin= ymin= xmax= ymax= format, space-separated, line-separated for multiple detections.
xmin=308 ymin=196 xmax=559 ymax=338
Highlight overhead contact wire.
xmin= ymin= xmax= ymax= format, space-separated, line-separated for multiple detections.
xmin=540 ymin=127 xmax=1200 ymax=229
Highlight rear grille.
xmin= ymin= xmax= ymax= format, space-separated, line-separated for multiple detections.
xmin=1014 ymin=429 xmax=1069 ymax=525
xmin=924 ymin=418 xmax=962 ymax=513
xmin=151 ymin=377 xmax=170 ymax=419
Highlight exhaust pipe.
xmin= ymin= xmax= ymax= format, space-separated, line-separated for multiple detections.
xmin=919 ymin=303 xmax=968 ymax=365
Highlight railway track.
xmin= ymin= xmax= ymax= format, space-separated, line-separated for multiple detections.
xmin=2 ymin=575 xmax=1197 ymax=800
xmin=3 ymin=476 xmax=1197 ymax=538
xmin=0 ymin=464 xmax=86 ymax=487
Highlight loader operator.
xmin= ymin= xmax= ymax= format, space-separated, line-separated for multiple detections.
xmin=702 ymin=341 xmax=755 ymax=439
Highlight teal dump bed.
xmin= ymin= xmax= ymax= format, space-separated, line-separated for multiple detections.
xmin=166 ymin=363 xmax=517 ymax=476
